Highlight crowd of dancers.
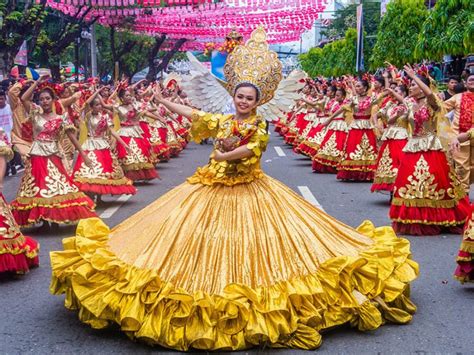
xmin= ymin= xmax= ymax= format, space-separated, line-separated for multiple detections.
xmin=1 ymin=63 xmax=473 ymax=285
xmin=275 ymin=64 xmax=474 ymax=282
xmin=0 ymin=74 xmax=193 ymax=275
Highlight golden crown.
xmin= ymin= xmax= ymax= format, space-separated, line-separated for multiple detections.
xmin=224 ymin=27 xmax=282 ymax=106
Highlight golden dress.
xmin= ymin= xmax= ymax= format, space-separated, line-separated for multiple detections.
xmin=50 ymin=110 xmax=419 ymax=351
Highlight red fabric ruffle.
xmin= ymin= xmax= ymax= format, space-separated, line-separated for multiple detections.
xmin=336 ymin=170 xmax=374 ymax=181
xmin=312 ymin=161 xmax=337 ymax=174
xmin=12 ymin=199 xmax=97 ymax=226
xmin=0 ymin=237 xmax=39 ymax=274
xmin=125 ymin=168 xmax=158 ymax=181
xmin=74 ymin=182 xmax=137 ymax=196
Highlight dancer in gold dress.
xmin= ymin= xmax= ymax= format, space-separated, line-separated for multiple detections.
xmin=50 ymin=28 xmax=418 ymax=351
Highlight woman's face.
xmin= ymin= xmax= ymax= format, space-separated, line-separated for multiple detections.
xmin=39 ymin=91 xmax=53 ymax=112
xmin=328 ymin=89 xmax=336 ymax=98
xmin=394 ymin=86 xmax=406 ymax=98
xmin=355 ymin=82 xmax=366 ymax=95
xmin=91 ymin=99 xmax=102 ymax=114
xmin=102 ymin=87 xmax=110 ymax=98
xmin=122 ymin=91 xmax=133 ymax=104
xmin=374 ymin=80 xmax=383 ymax=90
xmin=233 ymin=86 xmax=258 ymax=115
xmin=409 ymin=80 xmax=422 ymax=97
xmin=335 ymin=90 xmax=344 ymax=102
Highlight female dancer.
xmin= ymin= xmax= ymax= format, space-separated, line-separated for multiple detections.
xmin=10 ymin=76 xmax=96 ymax=227
xmin=0 ymin=129 xmax=39 ymax=274
xmin=107 ymin=89 xmax=158 ymax=181
xmin=312 ymin=87 xmax=349 ymax=173
xmin=72 ymin=90 xmax=137 ymax=198
xmin=329 ymin=79 xmax=380 ymax=181
xmin=451 ymin=130 xmax=474 ymax=283
xmin=50 ymin=29 xmax=418 ymax=352
xmin=371 ymin=85 xmax=409 ymax=193
xmin=295 ymin=86 xmax=336 ymax=157
xmin=389 ymin=65 xmax=469 ymax=235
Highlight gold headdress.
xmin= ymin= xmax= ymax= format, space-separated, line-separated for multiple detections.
xmin=224 ymin=27 xmax=282 ymax=105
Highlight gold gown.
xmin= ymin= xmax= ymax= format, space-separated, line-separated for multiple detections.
xmin=50 ymin=110 xmax=419 ymax=351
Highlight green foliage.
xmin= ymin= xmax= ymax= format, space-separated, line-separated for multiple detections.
xmin=415 ymin=0 xmax=474 ymax=60
xmin=370 ymin=0 xmax=428 ymax=69
xmin=299 ymin=28 xmax=357 ymax=77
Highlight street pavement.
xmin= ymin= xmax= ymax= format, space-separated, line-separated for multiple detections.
xmin=1 ymin=131 xmax=473 ymax=354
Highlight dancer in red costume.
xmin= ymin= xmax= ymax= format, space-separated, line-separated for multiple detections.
xmin=72 ymin=90 xmax=137 ymax=198
xmin=0 ymin=129 xmax=39 ymax=274
xmin=10 ymin=76 xmax=96 ymax=227
xmin=371 ymin=84 xmax=409 ymax=193
xmin=451 ymin=129 xmax=474 ymax=283
xmin=312 ymin=87 xmax=349 ymax=173
xmin=389 ymin=65 xmax=469 ymax=235
xmin=106 ymin=89 xmax=158 ymax=182
xmin=296 ymin=86 xmax=336 ymax=157
xmin=330 ymin=79 xmax=380 ymax=181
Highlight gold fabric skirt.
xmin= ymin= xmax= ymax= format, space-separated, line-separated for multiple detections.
xmin=50 ymin=174 xmax=419 ymax=351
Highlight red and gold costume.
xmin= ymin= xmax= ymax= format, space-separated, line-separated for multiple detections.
xmin=7 ymin=81 xmax=33 ymax=158
xmin=73 ymin=111 xmax=136 ymax=196
xmin=10 ymin=105 xmax=96 ymax=226
xmin=371 ymin=101 xmax=409 ymax=192
xmin=337 ymin=95 xmax=379 ymax=181
xmin=50 ymin=29 xmax=418 ymax=351
xmin=312 ymin=99 xmax=349 ymax=173
xmin=455 ymin=205 xmax=474 ymax=283
xmin=445 ymin=91 xmax=474 ymax=193
xmin=295 ymin=97 xmax=331 ymax=157
xmin=389 ymin=97 xmax=469 ymax=235
xmin=0 ymin=140 xmax=39 ymax=273
xmin=0 ymin=193 xmax=39 ymax=274
xmin=115 ymin=103 xmax=158 ymax=181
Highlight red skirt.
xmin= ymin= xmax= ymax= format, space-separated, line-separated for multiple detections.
xmin=10 ymin=155 xmax=96 ymax=226
xmin=313 ymin=129 xmax=348 ymax=173
xmin=117 ymin=136 xmax=158 ymax=181
xmin=389 ymin=150 xmax=470 ymax=235
xmin=337 ymin=128 xmax=378 ymax=181
xmin=148 ymin=124 xmax=171 ymax=162
xmin=0 ymin=194 xmax=39 ymax=274
xmin=164 ymin=124 xmax=184 ymax=157
xmin=371 ymin=139 xmax=407 ymax=192
xmin=73 ymin=148 xmax=137 ymax=196
xmin=455 ymin=206 xmax=474 ymax=283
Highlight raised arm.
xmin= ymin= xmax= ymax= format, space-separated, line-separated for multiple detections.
xmin=404 ymin=64 xmax=438 ymax=110
xmin=21 ymin=75 xmax=49 ymax=113
xmin=154 ymin=87 xmax=193 ymax=118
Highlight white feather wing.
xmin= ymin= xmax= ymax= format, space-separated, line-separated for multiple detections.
xmin=257 ymin=70 xmax=307 ymax=122
xmin=181 ymin=52 xmax=231 ymax=113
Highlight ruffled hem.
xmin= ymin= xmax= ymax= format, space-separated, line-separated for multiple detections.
xmin=74 ymin=182 xmax=137 ymax=196
xmin=11 ymin=201 xmax=97 ymax=227
xmin=0 ymin=236 xmax=39 ymax=274
xmin=389 ymin=200 xmax=470 ymax=235
xmin=392 ymin=222 xmax=463 ymax=236
xmin=50 ymin=218 xmax=418 ymax=351
xmin=337 ymin=170 xmax=374 ymax=181
xmin=312 ymin=161 xmax=337 ymax=174
xmin=294 ymin=142 xmax=318 ymax=158
xmin=371 ymin=183 xmax=395 ymax=193
xmin=125 ymin=168 xmax=158 ymax=182
xmin=454 ymin=241 xmax=474 ymax=283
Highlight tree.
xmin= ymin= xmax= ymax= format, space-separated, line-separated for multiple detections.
xmin=322 ymin=2 xmax=381 ymax=49
xmin=370 ymin=0 xmax=428 ymax=69
xmin=415 ymin=0 xmax=474 ymax=60
xmin=299 ymin=28 xmax=357 ymax=77
xmin=32 ymin=7 xmax=98 ymax=80
xmin=0 ymin=0 xmax=47 ymax=77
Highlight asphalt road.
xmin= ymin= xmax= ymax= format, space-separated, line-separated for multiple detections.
xmin=1 ymin=130 xmax=473 ymax=354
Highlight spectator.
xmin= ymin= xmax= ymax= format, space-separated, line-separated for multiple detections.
xmin=440 ymin=75 xmax=460 ymax=101
xmin=0 ymin=90 xmax=17 ymax=175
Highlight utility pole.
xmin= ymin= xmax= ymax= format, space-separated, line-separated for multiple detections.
xmin=75 ymin=36 xmax=80 ymax=82
xmin=90 ymin=24 xmax=98 ymax=77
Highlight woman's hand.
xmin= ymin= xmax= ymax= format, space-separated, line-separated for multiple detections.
xmin=403 ymin=64 xmax=416 ymax=78
xmin=82 ymin=154 xmax=94 ymax=168
xmin=125 ymin=145 xmax=132 ymax=154
xmin=449 ymin=137 xmax=461 ymax=152
xmin=212 ymin=150 xmax=226 ymax=162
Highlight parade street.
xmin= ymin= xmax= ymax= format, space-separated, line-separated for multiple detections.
xmin=1 ymin=131 xmax=473 ymax=354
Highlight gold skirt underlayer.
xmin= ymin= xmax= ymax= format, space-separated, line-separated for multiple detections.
xmin=50 ymin=174 xmax=419 ymax=351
